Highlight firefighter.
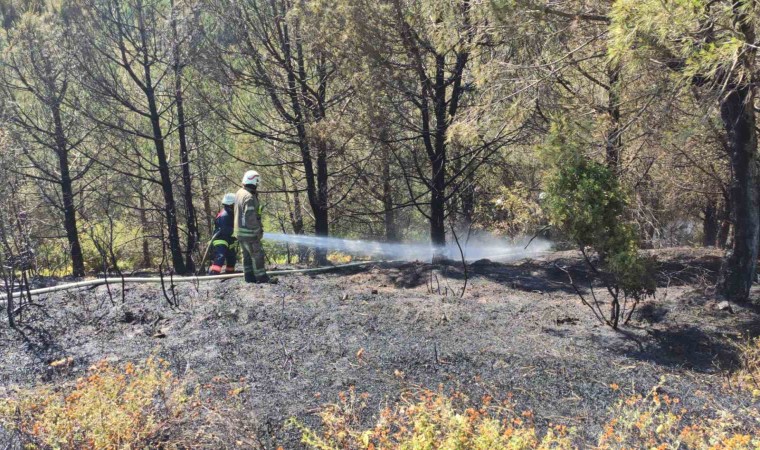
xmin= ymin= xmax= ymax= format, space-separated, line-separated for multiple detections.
xmin=233 ymin=170 xmax=274 ymax=283
xmin=208 ymin=193 xmax=238 ymax=275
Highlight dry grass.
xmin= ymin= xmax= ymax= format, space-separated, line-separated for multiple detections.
xmin=290 ymin=387 xmax=574 ymax=450
xmin=734 ymin=337 xmax=760 ymax=398
xmin=599 ymin=383 xmax=758 ymax=449
xmin=0 ymin=352 xmax=758 ymax=449
xmin=0 ymin=357 xmax=196 ymax=449
xmin=294 ymin=384 xmax=759 ymax=450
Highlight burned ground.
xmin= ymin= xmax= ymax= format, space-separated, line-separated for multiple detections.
xmin=0 ymin=248 xmax=758 ymax=448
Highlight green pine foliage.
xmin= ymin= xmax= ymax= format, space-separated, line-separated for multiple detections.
xmin=543 ymin=123 xmax=655 ymax=326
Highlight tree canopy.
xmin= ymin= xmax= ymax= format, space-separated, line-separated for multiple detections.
xmin=0 ymin=0 xmax=757 ymax=301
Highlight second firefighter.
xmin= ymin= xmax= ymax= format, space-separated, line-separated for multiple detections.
xmin=208 ymin=193 xmax=238 ymax=275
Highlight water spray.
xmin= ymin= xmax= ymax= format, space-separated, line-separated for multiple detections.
xmin=263 ymin=232 xmax=552 ymax=262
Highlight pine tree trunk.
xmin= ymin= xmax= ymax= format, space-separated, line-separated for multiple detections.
xmin=136 ymin=4 xmax=186 ymax=274
xmin=719 ymin=85 xmax=758 ymax=302
xmin=194 ymin=127 xmax=214 ymax=234
xmin=314 ymin=138 xmax=329 ymax=265
xmin=703 ymin=199 xmax=719 ymax=247
xmin=430 ymin=152 xmax=446 ymax=258
xmin=171 ymin=0 xmax=197 ymax=273
xmin=382 ymin=145 xmax=397 ymax=242
xmin=138 ymin=188 xmax=152 ymax=268
xmin=605 ymin=64 xmax=622 ymax=170
xmin=430 ymin=54 xmax=448 ymax=261
xmin=292 ymin=188 xmax=306 ymax=263
xmin=147 ymin=87 xmax=187 ymax=274
xmin=175 ymin=74 xmax=197 ymax=273
xmin=59 ymin=157 xmax=85 ymax=277
xmin=52 ymin=104 xmax=85 ymax=277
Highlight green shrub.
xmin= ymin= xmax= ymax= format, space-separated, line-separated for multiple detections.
xmin=543 ymin=122 xmax=655 ymax=328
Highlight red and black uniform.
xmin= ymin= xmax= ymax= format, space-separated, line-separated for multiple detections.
xmin=208 ymin=205 xmax=237 ymax=274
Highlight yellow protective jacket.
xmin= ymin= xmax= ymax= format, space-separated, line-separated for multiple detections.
xmin=233 ymin=187 xmax=263 ymax=240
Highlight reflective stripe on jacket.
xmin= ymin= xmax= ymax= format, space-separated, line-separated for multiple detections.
xmin=233 ymin=187 xmax=263 ymax=240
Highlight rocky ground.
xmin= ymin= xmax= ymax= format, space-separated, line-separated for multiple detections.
xmin=0 ymin=248 xmax=758 ymax=448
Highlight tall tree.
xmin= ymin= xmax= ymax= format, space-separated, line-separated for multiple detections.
xmin=344 ymin=0 xmax=524 ymax=255
xmin=389 ymin=0 xmax=473 ymax=250
xmin=169 ymin=0 xmax=200 ymax=272
xmin=70 ymin=0 xmax=189 ymax=273
xmin=610 ymin=0 xmax=758 ymax=301
xmin=0 ymin=11 xmax=92 ymax=277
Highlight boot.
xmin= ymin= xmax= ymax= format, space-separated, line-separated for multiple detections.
xmin=244 ymin=271 xmax=256 ymax=283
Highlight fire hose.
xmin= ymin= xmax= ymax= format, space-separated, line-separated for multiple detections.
xmin=1 ymin=260 xmax=379 ymax=300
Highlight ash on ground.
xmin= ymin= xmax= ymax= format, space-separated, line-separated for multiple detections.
xmin=1 ymin=248 xmax=757 ymax=448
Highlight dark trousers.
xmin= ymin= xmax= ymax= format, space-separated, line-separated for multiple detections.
xmin=209 ymin=241 xmax=237 ymax=274
xmin=239 ymin=238 xmax=266 ymax=278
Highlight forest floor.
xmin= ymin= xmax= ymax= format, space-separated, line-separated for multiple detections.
xmin=1 ymin=248 xmax=759 ymax=448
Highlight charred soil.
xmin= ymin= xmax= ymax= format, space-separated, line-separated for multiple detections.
xmin=1 ymin=248 xmax=758 ymax=448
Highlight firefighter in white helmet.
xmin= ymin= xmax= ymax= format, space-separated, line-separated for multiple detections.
xmin=233 ymin=170 xmax=273 ymax=283
xmin=208 ymin=193 xmax=238 ymax=274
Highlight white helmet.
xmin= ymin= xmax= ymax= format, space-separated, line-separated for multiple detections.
xmin=221 ymin=193 xmax=235 ymax=205
xmin=242 ymin=170 xmax=261 ymax=186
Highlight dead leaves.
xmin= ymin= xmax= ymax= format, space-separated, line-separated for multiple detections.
xmin=49 ymin=357 xmax=74 ymax=369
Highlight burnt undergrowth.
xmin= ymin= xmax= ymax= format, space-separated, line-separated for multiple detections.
xmin=0 ymin=249 xmax=757 ymax=448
